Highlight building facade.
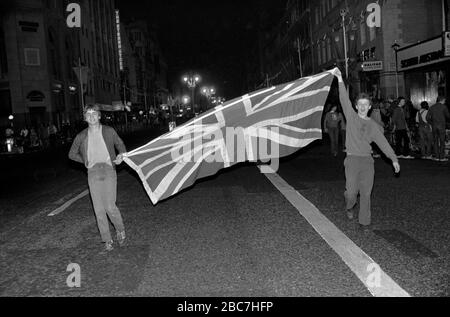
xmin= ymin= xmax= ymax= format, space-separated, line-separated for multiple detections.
xmin=258 ymin=0 xmax=450 ymax=105
xmin=0 ymin=0 xmax=121 ymax=129
xmin=121 ymin=19 xmax=168 ymax=112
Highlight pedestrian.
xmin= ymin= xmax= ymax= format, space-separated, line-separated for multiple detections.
xmin=29 ymin=127 xmax=39 ymax=148
xmin=426 ymin=95 xmax=450 ymax=161
xmin=416 ymin=101 xmax=433 ymax=160
xmin=341 ymin=93 xmax=400 ymax=231
xmin=370 ymin=101 xmax=384 ymax=158
xmin=48 ymin=122 xmax=58 ymax=147
xmin=68 ymin=105 xmax=127 ymax=252
xmin=392 ymin=97 xmax=414 ymax=159
xmin=39 ymin=123 xmax=49 ymax=148
xmin=324 ymin=105 xmax=343 ymax=157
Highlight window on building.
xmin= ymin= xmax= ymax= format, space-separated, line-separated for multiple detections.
xmin=24 ymin=48 xmax=40 ymax=66
xmin=315 ymin=7 xmax=320 ymax=25
xmin=19 ymin=21 xmax=39 ymax=32
xmin=0 ymin=89 xmax=12 ymax=116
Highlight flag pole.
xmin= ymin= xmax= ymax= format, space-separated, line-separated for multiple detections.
xmin=297 ymin=37 xmax=303 ymax=78
xmin=78 ymin=57 xmax=84 ymax=109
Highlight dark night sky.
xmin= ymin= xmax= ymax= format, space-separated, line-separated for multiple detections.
xmin=118 ymin=0 xmax=287 ymax=99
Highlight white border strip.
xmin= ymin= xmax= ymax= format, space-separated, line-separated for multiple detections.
xmin=263 ymin=171 xmax=411 ymax=297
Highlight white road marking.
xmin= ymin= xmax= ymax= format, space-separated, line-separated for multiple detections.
xmin=47 ymin=189 xmax=89 ymax=217
xmin=262 ymin=170 xmax=411 ymax=297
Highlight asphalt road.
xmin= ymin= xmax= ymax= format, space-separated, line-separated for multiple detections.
xmin=0 ymin=129 xmax=448 ymax=297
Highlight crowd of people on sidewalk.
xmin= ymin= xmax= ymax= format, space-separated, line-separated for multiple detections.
xmin=324 ymin=95 xmax=450 ymax=162
xmin=1 ymin=121 xmax=83 ymax=154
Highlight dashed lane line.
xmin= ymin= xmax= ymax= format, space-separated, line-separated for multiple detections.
xmin=262 ymin=169 xmax=411 ymax=297
xmin=47 ymin=189 xmax=89 ymax=217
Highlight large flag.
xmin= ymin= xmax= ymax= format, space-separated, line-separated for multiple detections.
xmin=123 ymin=68 xmax=347 ymax=204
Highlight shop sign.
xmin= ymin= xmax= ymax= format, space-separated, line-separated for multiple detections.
xmin=362 ymin=61 xmax=383 ymax=71
xmin=397 ymin=36 xmax=450 ymax=71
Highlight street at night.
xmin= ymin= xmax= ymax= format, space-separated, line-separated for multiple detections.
xmin=0 ymin=129 xmax=449 ymax=297
xmin=1 ymin=0 xmax=450 ymax=301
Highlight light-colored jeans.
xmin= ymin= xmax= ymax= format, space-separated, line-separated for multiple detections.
xmin=344 ymin=155 xmax=375 ymax=226
xmin=88 ymin=163 xmax=125 ymax=242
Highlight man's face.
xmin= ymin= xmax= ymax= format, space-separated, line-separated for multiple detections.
xmin=399 ymin=99 xmax=405 ymax=107
xmin=356 ymin=98 xmax=371 ymax=118
xmin=85 ymin=110 xmax=100 ymax=125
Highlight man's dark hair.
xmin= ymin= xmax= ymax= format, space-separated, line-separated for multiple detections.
xmin=420 ymin=101 xmax=429 ymax=110
xmin=355 ymin=93 xmax=372 ymax=104
xmin=83 ymin=104 xmax=101 ymax=117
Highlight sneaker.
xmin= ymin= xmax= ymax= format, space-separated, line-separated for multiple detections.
xmin=440 ymin=158 xmax=449 ymax=162
xmin=346 ymin=210 xmax=354 ymax=220
xmin=117 ymin=231 xmax=126 ymax=247
xmin=373 ymin=154 xmax=381 ymax=158
xmin=397 ymin=155 xmax=405 ymax=159
xmin=359 ymin=225 xmax=371 ymax=234
xmin=432 ymin=157 xmax=440 ymax=161
xmin=403 ymin=155 xmax=414 ymax=159
xmin=104 ymin=240 xmax=114 ymax=252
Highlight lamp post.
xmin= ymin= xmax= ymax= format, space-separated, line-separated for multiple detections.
xmin=296 ymin=37 xmax=303 ymax=78
xmin=340 ymin=8 xmax=349 ymax=80
xmin=182 ymin=74 xmax=201 ymax=117
xmin=392 ymin=42 xmax=400 ymax=98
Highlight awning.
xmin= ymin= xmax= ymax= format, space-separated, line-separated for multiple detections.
xmin=95 ymin=101 xmax=125 ymax=112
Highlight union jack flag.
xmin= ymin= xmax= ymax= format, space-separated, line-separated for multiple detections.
xmin=123 ymin=68 xmax=347 ymax=204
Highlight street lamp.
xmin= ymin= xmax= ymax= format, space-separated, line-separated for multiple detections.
xmin=183 ymin=74 xmax=201 ymax=116
xmin=392 ymin=42 xmax=401 ymax=98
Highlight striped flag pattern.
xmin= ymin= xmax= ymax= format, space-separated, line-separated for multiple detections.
xmin=123 ymin=68 xmax=346 ymax=204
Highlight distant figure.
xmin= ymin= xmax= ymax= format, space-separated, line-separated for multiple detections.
xmin=29 ymin=127 xmax=40 ymax=148
xmin=324 ymin=105 xmax=344 ymax=157
xmin=416 ymin=101 xmax=433 ymax=160
xmin=392 ymin=97 xmax=413 ymax=159
xmin=427 ymin=95 xmax=450 ymax=161
xmin=5 ymin=126 xmax=14 ymax=138
xmin=39 ymin=124 xmax=49 ymax=148
xmin=69 ymin=105 xmax=127 ymax=253
xmin=48 ymin=122 xmax=58 ymax=147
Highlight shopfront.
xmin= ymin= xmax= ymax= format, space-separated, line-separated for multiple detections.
xmin=359 ymin=60 xmax=383 ymax=100
xmin=397 ymin=35 xmax=450 ymax=108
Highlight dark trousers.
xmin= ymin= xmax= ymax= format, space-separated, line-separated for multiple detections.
xmin=395 ymin=129 xmax=410 ymax=156
xmin=344 ymin=156 xmax=375 ymax=226
xmin=88 ymin=163 xmax=125 ymax=242
xmin=432 ymin=127 xmax=446 ymax=159
xmin=341 ymin=129 xmax=346 ymax=150
xmin=328 ymin=127 xmax=339 ymax=155
xmin=418 ymin=126 xmax=433 ymax=157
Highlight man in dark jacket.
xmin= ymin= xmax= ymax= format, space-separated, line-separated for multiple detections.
xmin=427 ymin=95 xmax=450 ymax=161
xmin=69 ymin=105 xmax=127 ymax=252
xmin=391 ymin=97 xmax=413 ymax=159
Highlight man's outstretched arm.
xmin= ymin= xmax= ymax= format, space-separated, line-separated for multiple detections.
xmin=68 ymin=135 xmax=83 ymax=163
